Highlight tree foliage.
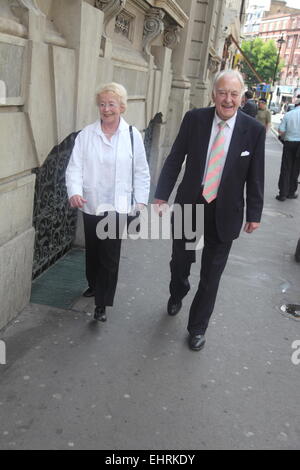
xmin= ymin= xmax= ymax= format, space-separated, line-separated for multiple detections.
xmin=240 ymin=38 xmax=284 ymax=86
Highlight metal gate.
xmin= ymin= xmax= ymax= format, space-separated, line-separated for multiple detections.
xmin=32 ymin=132 xmax=79 ymax=279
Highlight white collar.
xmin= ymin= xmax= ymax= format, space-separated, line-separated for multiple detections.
xmin=92 ymin=116 xmax=129 ymax=136
xmin=214 ymin=111 xmax=237 ymax=130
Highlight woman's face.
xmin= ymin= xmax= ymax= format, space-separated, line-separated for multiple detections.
xmin=98 ymin=92 xmax=124 ymax=126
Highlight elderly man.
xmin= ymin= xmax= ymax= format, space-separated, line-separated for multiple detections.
xmin=276 ymin=99 xmax=300 ymax=201
xmin=154 ymin=70 xmax=265 ymax=352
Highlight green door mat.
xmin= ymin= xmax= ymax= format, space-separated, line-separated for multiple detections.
xmin=31 ymin=249 xmax=86 ymax=309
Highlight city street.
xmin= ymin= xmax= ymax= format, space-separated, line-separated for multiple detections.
xmin=0 ymin=131 xmax=299 ymax=450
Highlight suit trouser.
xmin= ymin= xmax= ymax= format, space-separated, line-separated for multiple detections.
xmin=83 ymin=212 xmax=122 ymax=308
xmin=278 ymin=141 xmax=300 ymax=197
xmin=169 ymin=196 xmax=232 ymax=335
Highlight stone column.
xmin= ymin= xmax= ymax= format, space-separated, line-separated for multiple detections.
xmin=155 ymin=0 xmax=194 ymax=180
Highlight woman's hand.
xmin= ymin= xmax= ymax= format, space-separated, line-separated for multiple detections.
xmin=69 ymin=195 xmax=87 ymax=209
xmin=136 ymin=203 xmax=146 ymax=211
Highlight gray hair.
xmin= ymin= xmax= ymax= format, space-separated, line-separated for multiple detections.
xmin=212 ymin=70 xmax=245 ymax=97
xmin=95 ymin=82 xmax=128 ymax=110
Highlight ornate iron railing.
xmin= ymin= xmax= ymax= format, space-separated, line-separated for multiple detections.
xmin=32 ymin=132 xmax=79 ymax=279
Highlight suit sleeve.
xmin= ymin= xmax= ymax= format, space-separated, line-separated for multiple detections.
xmin=155 ymin=111 xmax=190 ymax=201
xmin=246 ymin=125 xmax=266 ymax=222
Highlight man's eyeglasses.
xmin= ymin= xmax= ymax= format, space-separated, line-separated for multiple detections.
xmin=216 ymin=90 xmax=241 ymax=99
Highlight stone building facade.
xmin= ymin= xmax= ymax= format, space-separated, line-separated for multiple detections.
xmin=0 ymin=0 xmax=245 ymax=330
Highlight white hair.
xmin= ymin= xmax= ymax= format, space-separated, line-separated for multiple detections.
xmin=212 ymin=70 xmax=245 ymax=97
xmin=95 ymin=82 xmax=128 ymax=110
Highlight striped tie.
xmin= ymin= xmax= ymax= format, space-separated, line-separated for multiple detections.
xmin=203 ymin=121 xmax=227 ymax=203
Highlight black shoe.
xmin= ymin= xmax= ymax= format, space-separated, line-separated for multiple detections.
xmin=275 ymin=195 xmax=286 ymax=201
xmin=83 ymin=287 xmax=95 ymax=297
xmin=287 ymin=194 xmax=298 ymax=199
xmin=167 ymin=297 xmax=182 ymax=316
xmin=188 ymin=334 xmax=206 ymax=351
xmin=94 ymin=306 xmax=107 ymax=322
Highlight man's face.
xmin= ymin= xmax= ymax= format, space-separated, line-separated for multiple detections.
xmin=213 ymin=76 xmax=243 ymax=121
xmin=259 ymin=100 xmax=266 ymax=109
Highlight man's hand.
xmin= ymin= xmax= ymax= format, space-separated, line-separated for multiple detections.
xmin=69 ymin=195 xmax=87 ymax=209
xmin=244 ymin=222 xmax=260 ymax=233
xmin=153 ymin=198 xmax=168 ymax=216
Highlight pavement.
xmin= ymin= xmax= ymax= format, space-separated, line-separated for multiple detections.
xmin=0 ymin=129 xmax=300 ymax=450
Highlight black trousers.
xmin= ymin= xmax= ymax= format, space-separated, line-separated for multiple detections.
xmin=83 ymin=213 xmax=122 ymax=308
xmin=169 ymin=195 xmax=233 ymax=335
xmin=278 ymin=141 xmax=300 ymax=197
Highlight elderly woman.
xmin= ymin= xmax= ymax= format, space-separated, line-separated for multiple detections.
xmin=66 ymin=82 xmax=150 ymax=322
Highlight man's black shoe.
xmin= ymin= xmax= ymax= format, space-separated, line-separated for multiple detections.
xmin=83 ymin=287 xmax=95 ymax=297
xmin=188 ymin=334 xmax=206 ymax=351
xmin=94 ymin=306 xmax=107 ymax=322
xmin=287 ymin=194 xmax=298 ymax=199
xmin=167 ymin=297 xmax=182 ymax=316
xmin=275 ymin=195 xmax=286 ymax=201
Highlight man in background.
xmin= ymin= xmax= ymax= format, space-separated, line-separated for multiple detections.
xmin=276 ymin=99 xmax=300 ymax=201
xmin=256 ymin=98 xmax=271 ymax=131
xmin=242 ymin=90 xmax=257 ymax=118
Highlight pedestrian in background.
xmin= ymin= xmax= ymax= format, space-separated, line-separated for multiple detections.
xmin=241 ymin=90 xmax=257 ymax=118
xmin=276 ymin=99 xmax=300 ymax=201
xmin=66 ymin=82 xmax=150 ymax=322
xmin=154 ymin=70 xmax=265 ymax=352
xmin=256 ymin=98 xmax=271 ymax=131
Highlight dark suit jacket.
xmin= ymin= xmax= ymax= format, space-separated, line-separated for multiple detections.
xmin=242 ymin=99 xmax=258 ymax=118
xmin=155 ymin=107 xmax=266 ymax=242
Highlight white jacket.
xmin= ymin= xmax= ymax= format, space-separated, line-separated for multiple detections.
xmin=66 ymin=117 xmax=150 ymax=214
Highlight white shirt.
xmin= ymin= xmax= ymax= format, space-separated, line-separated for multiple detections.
xmin=202 ymin=112 xmax=237 ymax=184
xmin=278 ymin=106 xmax=300 ymax=141
xmin=66 ymin=117 xmax=150 ymax=215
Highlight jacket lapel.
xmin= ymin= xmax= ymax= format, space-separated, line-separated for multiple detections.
xmin=197 ymin=107 xmax=215 ymax=178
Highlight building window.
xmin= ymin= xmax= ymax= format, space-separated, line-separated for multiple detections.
xmin=287 ymin=36 xmax=293 ymax=48
xmin=115 ymin=11 xmax=134 ymax=41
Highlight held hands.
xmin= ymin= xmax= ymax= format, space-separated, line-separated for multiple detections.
xmin=244 ymin=222 xmax=260 ymax=233
xmin=153 ymin=199 xmax=169 ymax=217
xmin=69 ymin=195 xmax=87 ymax=209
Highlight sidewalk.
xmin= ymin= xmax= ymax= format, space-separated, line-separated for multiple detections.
xmin=0 ymin=132 xmax=299 ymax=450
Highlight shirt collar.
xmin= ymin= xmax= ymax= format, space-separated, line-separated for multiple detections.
xmin=214 ymin=111 xmax=237 ymax=130
xmin=92 ymin=116 xmax=128 ymax=137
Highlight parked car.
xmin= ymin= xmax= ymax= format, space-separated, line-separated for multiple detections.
xmin=269 ymin=102 xmax=280 ymax=114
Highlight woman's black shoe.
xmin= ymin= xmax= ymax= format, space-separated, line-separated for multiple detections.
xmin=94 ymin=306 xmax=107 ymax=322
xmin=83 ymin=287 xmax=95 ymax=297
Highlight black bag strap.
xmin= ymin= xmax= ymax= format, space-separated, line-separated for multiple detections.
xmin=129 ymin=126 xmax=135 ymax=207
